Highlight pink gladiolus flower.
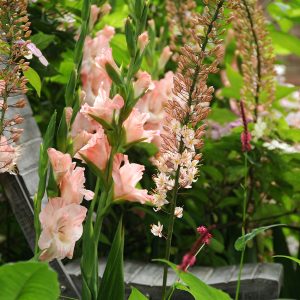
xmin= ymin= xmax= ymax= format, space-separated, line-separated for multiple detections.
xmin=38 ymin=197 xmax=87 ymax=261
xmin=81 ymin=88 xmax=124 ymax=123
xmin=76 ymin=127 xmax=111 ymax=171
xmin=47 ymin=148 xmax=73 ymax=183
xmin=71 ymin=111 xmax=100 ymax=154
xmin=138 ymin=31 xmax=149 ymax=52
xmin=60 ymin=166 xmax=94 ymax=204
xmin=158 ymin=46 xmax=172 ymax=70
xmin=133 ymin=71 xmax=154 ymax=98
xmin=112 ymin=154 xmax=152 ymax=204
xmin=123 ymin=108 xmax=159 ymax=144
xmin=0 ymin=136 xmax=18 ymax=174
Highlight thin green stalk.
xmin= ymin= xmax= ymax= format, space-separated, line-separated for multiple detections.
xmin=235 ymin=153 xmax=248 ymax=300
xmin=161 ymin=165 xmax=181 ymax=299
xmin=81 ymin=177 xmax=101 ymax=300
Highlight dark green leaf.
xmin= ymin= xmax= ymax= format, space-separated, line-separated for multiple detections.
xmin=128 ymin=287 xmax=148 ymax=300
xmin=235 ymin=224 xmax=285 ymax=251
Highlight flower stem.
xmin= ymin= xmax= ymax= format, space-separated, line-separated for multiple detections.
xmin=235 ymin=153 xmax=248 ymax=300
xmin=161 ymin=165 xmax=181 ymax=299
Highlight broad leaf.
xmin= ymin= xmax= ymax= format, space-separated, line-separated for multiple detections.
xmin=98 ymin=217 xmax=125 ymax=300
xmin=128 ymin=287 xmax=148 ymax=300
xmin=155 ymin=260 xmax=232 ymax=300
xmin=24 ymin=67 xmax=42 ymax=97
xmin=235 ymin=224 xmax=285 ymax=251
xmin=0 ymin=261 xmax=59 ymax=300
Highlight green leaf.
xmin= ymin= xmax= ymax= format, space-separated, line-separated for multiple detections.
xmin=30 ymin=32 xmax=55 ymax=50
xmin=270 ymin=30 xmax=300 ymax=56
xmin=105 ymin=63 xmax=123 ymax=86
xmin=57 ymin=108 xmax=69 ymax=152
xmin=98 ymin=217 xmax=125 ymax=300
xmin=209 ymin=108 xmax=237 ymax=125
xmin=273 ymin=255 xmax=300 ymax=266
xmin=128 ymin=287 xmax=148 ymax=300
xmin=275 ymin=84 xmax=299 ymax=100
xmin=0 ymin=261 xmax=59 ymax=300
xmin=154 ymin=260 xmax=232 ymax=300
xmin=23 ymin=67 xmax=42 ymax=97
xmin=234 ymin=224 xmax=285 ymax=251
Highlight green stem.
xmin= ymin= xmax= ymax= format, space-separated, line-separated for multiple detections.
xmin=235 ymin=153 xmax=248 ymax=300
xmin=81 ymin=177 xmax=101 ymax=300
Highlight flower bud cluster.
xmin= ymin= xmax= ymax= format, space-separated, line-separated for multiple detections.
xmin=0 ymin=0 xmax=32 ymax=173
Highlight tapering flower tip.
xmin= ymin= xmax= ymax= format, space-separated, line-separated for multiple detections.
xmin=151 ymin=222 xmax=163 ymax=238
xmin=178 ymin=253 xmax=196 ymax=271
xmin=133 ymin=71 xmax=154 ymax=99
xmin=197 ymin=226 xmax=212 ymax=244
xmin=174 ymin=206 xmax=183 ymax=218
xmin=138 ymin=31 xmax=149 ymax=52
xmin=158 ymin=46 xmax=173 ymax=70
xmin=241 ymin=131 xmax=252 ymax=152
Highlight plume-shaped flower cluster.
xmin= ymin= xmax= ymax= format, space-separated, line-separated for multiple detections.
xmin=0 ymin=0 xmax=31 ymax=173
xmin=232 ymin=0 xmax=275 ymax=119
xmin=151 ymin=0 xmax=226 ymax=218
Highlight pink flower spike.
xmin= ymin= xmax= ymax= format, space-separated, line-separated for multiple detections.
xmin=112 ymin=154 xmax=152 ymax=204
xmin=197 ymin=226 xmax=212 ymax=244
xmin=38 ymin=197 xmax=87 ymax=262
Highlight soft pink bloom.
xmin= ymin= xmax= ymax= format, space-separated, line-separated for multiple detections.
xmin=123 ymin=108 xmax=159 ymax=144
xmin=38 ymin=197 xmax=87 ymax=261
xmin=133 ymin=71 xmax=154 ymax=98
xmin=70 ymin=111 xmax=100 ymax=154
xmin=17 ymin=40 xmax=49 ymax=66
xmin=76 ymin=127 xmax=111 ymax=171
xmin=138 ymin=32 xmax=149 ymax=52
xmin=60 ymin=166 xmax=94 ymax=204
xmin=48 ymin=148 xmax=73 ymax=183
xmin=0 ymin=136 xmax=18 ymax=174
xmin=112 ymin=154 xmax=152 ymax=203
xmin=81 ymin=88 xmax=124 ymax=123
xmin=158 ymin=46 xmax=172 ymax=70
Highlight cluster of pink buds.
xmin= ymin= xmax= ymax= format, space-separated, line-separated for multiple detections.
xmin=178 ymin=225 xmax=212 ymax=271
